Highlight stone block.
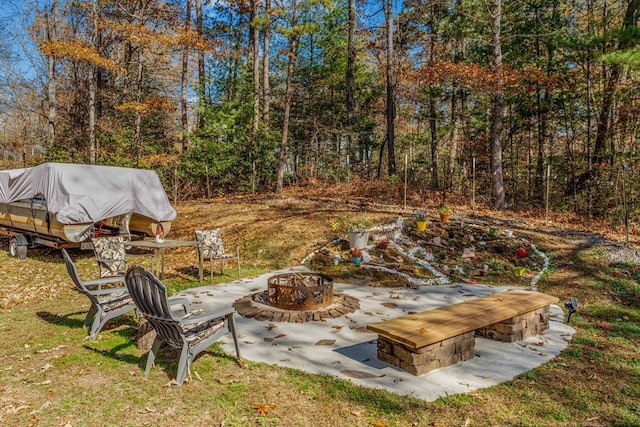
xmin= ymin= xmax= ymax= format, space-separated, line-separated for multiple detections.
xmin=460 ymin=349 xmax=475 ymax=361
xmin=377 ymin=350 xmax=400 ymax=366
xmin=402 ymin=341 xmax=441 ymax=354
xmin=377 ymin=337 xmax=394 ymax=355
xmin=435 ymin=343 xmax=458 ymax=360
xmin=440 ymin=332 xmax=474 ymax=348
xmin=401 ymin=359 xmax=440 ymax=375
xmin=455 ymin=337 xmax=475 ymax=354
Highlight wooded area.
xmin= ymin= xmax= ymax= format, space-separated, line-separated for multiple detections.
xmin=0 ymin=0 xmax=639 ymax=224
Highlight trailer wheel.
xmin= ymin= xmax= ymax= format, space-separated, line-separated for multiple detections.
xmin=9 ymin=236 xmax=28 ymax=260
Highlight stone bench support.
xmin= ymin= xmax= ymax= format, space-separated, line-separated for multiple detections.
xmin=367 ymin=290 xmax=558 ymax=376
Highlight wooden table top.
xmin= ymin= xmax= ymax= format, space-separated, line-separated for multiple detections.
xmin=366 ymin=290 xmax=559 ymax=349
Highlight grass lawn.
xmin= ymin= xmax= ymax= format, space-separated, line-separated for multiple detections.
xmin=1 ymin=195 xmax=639 ymax=426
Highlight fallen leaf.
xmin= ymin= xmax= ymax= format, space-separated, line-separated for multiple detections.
xmin=274 ymin=333 xmax=287 ymax=339
xmin=267 ymin=323 xmax=277 ymax=330
xmin=419 ymin=327 xmax=428 ymax=334
xmin=252 ymin=403 xmax=276 ymax=415
xmin=369 ymin=419 xmax=388 ymax=426
xmin=331 ymin=325 xmax=344 ymax=330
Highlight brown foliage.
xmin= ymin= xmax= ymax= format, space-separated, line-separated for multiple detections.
xmin=404 ymin=61 xmax=563 ymax=94
xmin=38 ymin=40 xmax=124 ymax=73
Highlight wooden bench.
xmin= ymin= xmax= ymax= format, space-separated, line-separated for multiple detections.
xmin=366 ymin=290 xmax=559 ymax=375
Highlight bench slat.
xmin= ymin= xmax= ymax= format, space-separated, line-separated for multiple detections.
xmin=366 ymin=290 xmax=558 ymax=349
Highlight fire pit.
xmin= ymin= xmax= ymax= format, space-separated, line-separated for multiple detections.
xmin=234 ymin=271 xmax=359 ymax=323
xmin=267 ymin=272 xmax=333 ymax=310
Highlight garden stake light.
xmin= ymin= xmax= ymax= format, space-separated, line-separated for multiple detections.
xmin=565 ymin=297 xmax=579 ymax=323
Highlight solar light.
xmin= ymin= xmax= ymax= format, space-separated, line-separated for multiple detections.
xmin=565 ymin=297 xmax=579 ymax=323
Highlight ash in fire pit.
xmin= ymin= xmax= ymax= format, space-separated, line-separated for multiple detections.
xmin=234 ymin=272 xmax=359 ymax=323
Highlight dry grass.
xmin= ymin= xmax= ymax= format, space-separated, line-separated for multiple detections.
xmin=1 ymin=187 xmax=639 ymax=426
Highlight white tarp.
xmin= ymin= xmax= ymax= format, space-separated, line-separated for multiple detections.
xmin=0 ymin=163 xmax=176 ymax=225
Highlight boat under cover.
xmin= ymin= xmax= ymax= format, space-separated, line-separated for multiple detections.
xmin=0 ymin=163 xmax=176 ymax=243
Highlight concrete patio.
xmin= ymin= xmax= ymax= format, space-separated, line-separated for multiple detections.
xmin=177 ymin=266 xmax=575 ymax=402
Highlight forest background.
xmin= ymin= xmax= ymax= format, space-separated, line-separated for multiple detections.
xmin=0 ymin=0 xmax=639 ymax=227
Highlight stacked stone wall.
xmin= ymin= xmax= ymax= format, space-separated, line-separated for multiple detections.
xmin=375 ymin=305 xmax=553 ymax=375
xmin=475 ymin=306 xmax=550 ymax=342
xmin=377 ymin=331 xmax=475 ymax=376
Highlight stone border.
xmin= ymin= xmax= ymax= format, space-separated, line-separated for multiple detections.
xmin=234 ymin=290 xmax=360 ymax=323
xmin=302 ymin=217 xmax=550 ymax=289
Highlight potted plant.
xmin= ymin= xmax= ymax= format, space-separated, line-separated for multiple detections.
xmin=350 ymin=247 xmax=363 ymax=265
xmin=414 ymin=210 xmax=427 ymax=232
xmin=332 ymin=213 xmax=373 ymax=249
xmin=438 ymin=207 xmax=452 ymax=223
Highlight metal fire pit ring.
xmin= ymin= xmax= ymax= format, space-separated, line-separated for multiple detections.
xmin=267 ymin=272 xmax=334 ymax=310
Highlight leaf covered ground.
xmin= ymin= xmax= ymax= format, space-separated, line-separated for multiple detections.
xmin=1 ymin=191 xmax=639 ymax=426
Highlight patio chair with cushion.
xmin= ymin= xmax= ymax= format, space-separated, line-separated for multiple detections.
xmin=92 ymin=235 xmax=152 ymax=278
xmin=195 ymin=229 xmax=241 ymax=282
xmin=61 ymin=249 xmax=136 ymax=339
xmin=124 ymin=265 xmax=242 ymax=386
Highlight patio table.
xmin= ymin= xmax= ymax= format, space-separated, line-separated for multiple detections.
xmin=126 ymin=239 xmax=203 ymax=282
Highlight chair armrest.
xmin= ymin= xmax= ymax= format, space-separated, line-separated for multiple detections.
xmin=83 ymin=276 xmax=126 ymax=289
xmin=180 ymin=306 xmax=235 ymax=325
xmin=167 ymin=296 xmax=190 ymax=316
xmin=86 ymin=286 xmax=129 ymax=296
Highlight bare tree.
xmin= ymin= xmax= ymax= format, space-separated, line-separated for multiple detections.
xmin=46 ymin=0 xmax=58 ymax=148
xmin=275 ymin=0 xmax=299 ymax=194
xmin=385 ymin=0 xmax=397 ymax=176
xmin=181 ymin=0 xmax=191 ymax=153
xmin=262 ymin=0 xmax=271 ymax=128
xmin=88 ymin=0 xmax=98 ymax=164
xmin=196 ymin=0 xmax=205 ymax=127
xmin=489 ymin=0 xmax=506 ymax=209
xmin=251 ymin=0 xmax=260 ymax=132
xmin=346 ymin=0 xmax=356 ymax=131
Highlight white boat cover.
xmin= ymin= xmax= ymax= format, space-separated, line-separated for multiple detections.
xmin=0 ymin=163 xmax=176 ymax=225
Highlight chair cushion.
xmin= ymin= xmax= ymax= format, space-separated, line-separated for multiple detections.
xmin=183 ymin=317 xmax=225 ymax=346
xmin=195 ymin=229 xmax=226 ymax=258
xmin=93 ymin=236 xmax=128 ymax=277
xmin=97 ymin=292 xmax=133 ymax=312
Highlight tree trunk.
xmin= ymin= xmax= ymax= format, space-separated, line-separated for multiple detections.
xmin=251 ymin=0 xmax=260 ymax=132
xmin=346 ymin=0 xmax=356 ymax=130
xmin=449 ymin=85 xmax=461 ymax=194
xmin=88 ymin=0 xmax=98 ymax=164
xmin=385 ymin=0 xmax=396 ymax=176
xmin=275 ymin=0 xmax=298 ymax=194
xmin=133 ymin=58 xmax=143 ymax=168
xmin=593 ymin=0 xmax=639 ymax=164
xmin=262 ymin=0 xmax=271 ymax=128
xmin=196 ymin=0 xmax=205 ymax=127
xmin=429 ymin=87 xmax=438 ymax=189
xmin=46 ymin=0 xmax=58 ymax=149
xmin=181 ymin=0 xmax=191 ymax=153
xmin=489 ymin=0 xmax=506 ymax=210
